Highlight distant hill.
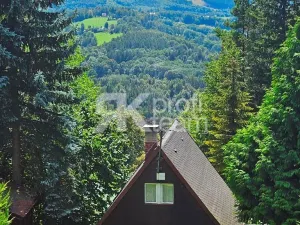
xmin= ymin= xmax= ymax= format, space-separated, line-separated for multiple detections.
xmin=114 ymin=0 xmax=233 ymax=8
xmin=204 ymin=0 xmax=233 ymax=8
xmin=63 ymin=0 xmax=233 ymax=10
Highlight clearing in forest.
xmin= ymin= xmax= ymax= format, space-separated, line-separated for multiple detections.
xmin=95 ymin=32 xmax=123 ymax=46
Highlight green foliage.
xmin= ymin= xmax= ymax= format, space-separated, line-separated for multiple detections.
xmin=182 ymin=32 xmax=253 ymax=173
xmin=0 ymin=0 xmax=83 ymax=223
xmin=75 ymin=17 xmax=117 ymax=29
xmin=1 ymin=2 xmax=227 ymax=224
xmin=94 ymin=32 xmax=123 ymax=46
xmin=205 ymin=0 xmax=234 ymax=8
xmin=81 ymin=31 xmax=98 ymax=47
xmin=84 ymin=28 xmax=209 ymax=118
xmin=104 ymin=21 xmax=109 ymax=29
xmin=64 ymin=0 xmax=233 ymax=10
xmin=296 ymin=23 xmax=300 ymax=40
xmin=224 ymin=21 xmax=300 ymax=225
xmin=0 ymin=183 xmax=11 ymax=225
xmin=69 ymin=74 xmax=144 ymax=224
xmin=230 ymin=0 xmax=300 ymax=107
xmin=75 ymin=6 xmax=226 ymax=119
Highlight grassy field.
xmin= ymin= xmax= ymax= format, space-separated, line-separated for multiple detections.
xmin=94 ymin=32 xmax=123 ymax=46
xmin=76 ymin=17 xmax=117 ymax=28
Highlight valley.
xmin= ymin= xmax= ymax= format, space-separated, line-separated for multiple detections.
xmin=72 ymin=1 xmax=231 ymax=118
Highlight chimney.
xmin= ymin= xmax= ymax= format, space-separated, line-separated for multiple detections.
xmin=143 ymin=124 xmax=159 ymax=156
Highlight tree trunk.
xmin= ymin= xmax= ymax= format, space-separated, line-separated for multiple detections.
xmin=7 ymin=9 xmax=22 ymax=187
xmin=11 ymin=81 xmax=22 ymax=186
xmin=12 ymin=123 xmax=21 ymax=186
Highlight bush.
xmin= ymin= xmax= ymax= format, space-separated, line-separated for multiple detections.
xmin=0 ymin=183 xmax=11 ymax=225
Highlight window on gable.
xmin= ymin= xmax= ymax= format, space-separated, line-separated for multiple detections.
xmin=145 ymin=183 xmax=174 ymax=204
xmin=145 ymin=183 xmax=156 ymax=203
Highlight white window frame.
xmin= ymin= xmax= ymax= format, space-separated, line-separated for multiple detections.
xmin=144 ymin=183 xmax=174 ymax=204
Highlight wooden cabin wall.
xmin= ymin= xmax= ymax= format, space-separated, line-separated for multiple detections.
xmin=102 ymin=157 xmax=216 ymax=225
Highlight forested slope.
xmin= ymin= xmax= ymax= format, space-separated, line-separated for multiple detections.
xmin=63 ymin=0 xmax=233 ymax=9
xmin=75 ymin=5 xmax=226 ymax=118
xmin=181 ymin=1 xmax=300 ymax=224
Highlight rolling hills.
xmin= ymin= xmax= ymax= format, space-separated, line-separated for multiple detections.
xmin=63 ymin=0 xmax=233 ymax=10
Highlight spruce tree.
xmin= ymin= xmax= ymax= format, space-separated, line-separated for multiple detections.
xmin=0 ymin=0 xmax=82 ymax=222
xmin=203 ymin=32 xmax=252 ymax=173
xmin=0 ymin=15 xmax=21 ymax=180
xmin=224 ymin=21 xmax=300 ymax=225
xmin=182 ymin=32 xmax=252 ymax=173
xmin=230 ymin=0 xmax=250 ymax=46
xmin=230 ymin=0 xmax=300 ymax=107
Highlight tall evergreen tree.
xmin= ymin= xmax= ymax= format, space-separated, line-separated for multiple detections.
xmin=203 ymin=32 xmax=252 ymax=173
xmin=182 ymin=32 xmax=252 ymax=173
xmin=0 ymin=1 xmax=22 ymax=180
xmin=224 ymin=21 xmax=300 ymax=225
xmin=230 ymin=0 xmax=250 ymax=45
xmin=0 ymin=0 xmax=82 ymax=222
xmin=230 ymin=0 xmax=300 ymax=107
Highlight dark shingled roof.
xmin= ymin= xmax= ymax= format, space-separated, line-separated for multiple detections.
xmin=161 ymin=120 xmax=240 ymax=225
xmin=98 ymin=120 xmax=240 ymax=225
xmin=10 ymin=186 xmax=37 ymax=218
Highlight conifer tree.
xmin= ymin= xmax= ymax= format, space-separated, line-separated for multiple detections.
xmin=202 ymin=32 xmax=252 ymax=173
xmin=224 ymin=21 xmax=300 ymax=225
xmin=230 ymin=0 xmax=250 ymax=45
xmin=182 ymin=32 xmax=253 ymax=173
xmin=230 ymin=0 xmax=300 ymax=107
xmin=0 ymin=15 xmax=21 ymax=179
xmin=0 ymin=0 xmax=82 ymax=222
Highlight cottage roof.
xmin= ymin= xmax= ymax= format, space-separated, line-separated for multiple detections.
xmin=10 ymin=186 xmax=37 ymax=218
xmin=161 ymin=120 xmax=240 ymax=225
xmin=98 ymin=120 xmax=240 ymax=225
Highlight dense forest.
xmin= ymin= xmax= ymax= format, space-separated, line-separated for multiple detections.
xmin=75 ymin=4 xmax=228 ymax=118
xmin=62 ymin=0 xmax=233 ymax=10
xmin=2 ymin=0 xmax=300 ymax=225
xmin=181 ymin=1 xmax=300 ymax=224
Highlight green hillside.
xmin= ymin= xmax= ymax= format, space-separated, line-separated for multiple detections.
xmin=63 ymin=0 xmax=233 ymax=9
xmin=95 ymin=32 xmax=122 ymax=46
xmin=204 ymin=0 xmax=233 ymax=8
xmin=75 ymin=17 xmax=117 ymax=28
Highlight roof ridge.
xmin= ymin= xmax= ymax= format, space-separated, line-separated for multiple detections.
xmin=161 ymin=119 xmax=187 ymax=149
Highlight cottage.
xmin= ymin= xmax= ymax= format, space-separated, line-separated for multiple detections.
xmin=98 ymin=120 xmax=240 ymax=225
xmin=10 ymin=186 xmax=37 ymax=225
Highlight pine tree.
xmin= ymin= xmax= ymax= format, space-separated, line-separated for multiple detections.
xmin=230 ymin=0 xmax=300 ymax=107
xmin=0 ymin=0 xmax=82 ymax=222
xmin=204 ymin=31 xmax=252 ymax=172
xmin=224 ymin=21 xmax=300 ymax=225
xmin=183 ymin=32 xmax=253 ymax=173
xmin=104 ymin=21 xmax=109 ymax=29
xmin=0 ymin=16 xmax=21 ymax=180
xmin=230 ymin=0 xmax=250 ymax=45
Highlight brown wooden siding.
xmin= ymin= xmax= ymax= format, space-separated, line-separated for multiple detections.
xmin=103 ymin=156 xmax=217 ymax=225
xmin=11 ymin=210 xmax=33 ymax=225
